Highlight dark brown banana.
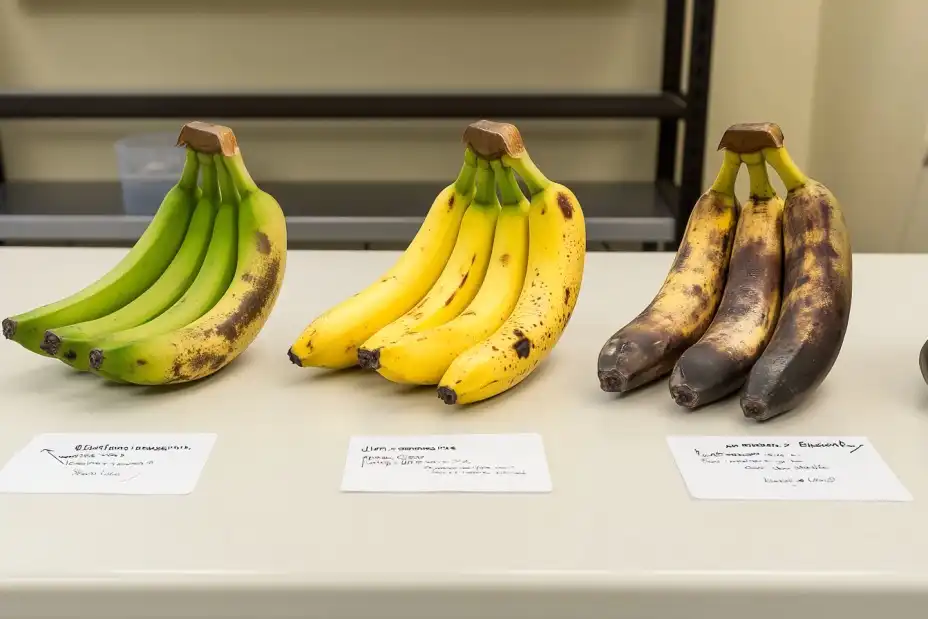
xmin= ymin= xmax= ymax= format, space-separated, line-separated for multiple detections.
xmin=739 ymin=123 xmax=853 ymax=421
xmin=597 ymin=150 xmax=740 ymax=394
xmin=670 ymin=145 xmax=784 ymax=409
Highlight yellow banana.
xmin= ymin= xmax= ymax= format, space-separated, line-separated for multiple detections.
xmin=88 ymin=125 xmax=287 ymax=385
xmin=437 ymin=124 xmax=586 ymax=405
xmin=288 ymin=148 xmax=479 ymax=370
xmin=373 ymin=159 xmax=530 ymax=385
xmin=598 ymin=150 xmax=741 ymax=394
xmin=669 ymin=149 xmax=784 ymax=408
xmin=358 ymin=158 xmax=501 ymax=369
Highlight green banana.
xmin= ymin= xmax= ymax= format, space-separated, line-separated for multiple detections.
xmin=43 ymin=154 xmax=220 ymax=371
xmin=90 ymin=128 xmax=287 ymax=385
xmin=87 ymin=155 xmax=239 ymax=379
xmin=2 ymin=149 xmax=201 ymax=356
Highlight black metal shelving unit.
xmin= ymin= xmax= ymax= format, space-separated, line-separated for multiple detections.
xmin=0 ymin=0 xmax=716 ymax=250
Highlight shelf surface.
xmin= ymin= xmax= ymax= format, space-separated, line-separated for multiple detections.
xmin=0 ymin=250 xmax=924 ymax=619
xmin=0 ymin=180 xmax=677 ymax=244
xmin=0 ymin=90 xmax=687 ymax=119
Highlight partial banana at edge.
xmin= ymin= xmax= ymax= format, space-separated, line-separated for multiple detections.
xmin=738 ymin=123 xmax=853 ymax=421
xmin=287 ymin=148 xmax=479 ymax=370
xmin=597 ymin=149 xmax=741 ymax=394
xmin=437 ymin=120 xmax=586 ymax=406
xmin=669 ymin=134 xmax=785 ymax=409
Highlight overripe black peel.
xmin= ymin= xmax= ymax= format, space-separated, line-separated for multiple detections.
xmin=669 ymin=348 xmax=748 ymax=409
xmin=740 ymin=182 xmax=852 ymax=422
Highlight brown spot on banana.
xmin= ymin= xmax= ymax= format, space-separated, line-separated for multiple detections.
xmin=741 ymin=181 xmax=852 ymax=421
xmin=255 ymin=231 xmax=271 ymax=255
xmin=215 ymin=255 xmax=282 ymax=342
xmin=512 ymin=329 xmax=532 ymax=358
xmin=556 ymin=193 xmax=574 ymax=219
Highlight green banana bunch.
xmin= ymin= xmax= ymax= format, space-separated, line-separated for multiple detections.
xmin=88 ymin=122 xmax=287 ymax=384
xmin=3 ymin=121 xmax=287 ymax=387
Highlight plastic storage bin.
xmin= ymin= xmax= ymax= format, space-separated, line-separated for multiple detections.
xmin=115 ymin=132 xmax=187 ymax=216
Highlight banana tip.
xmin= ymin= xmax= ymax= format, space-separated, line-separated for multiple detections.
xmin=669 ymin=384 xmax=699 ymax=409
xmin=357 ymin=348 xmax=381 ymax=370
xmin=39 ymin=331 xmax=61 ymax=356
xmin=918 ymin=340 xmax=928 ymax=385
xmin=598 ymin=369 xmax=629 ymax=393
xmin=1 ymin=318 xmax=15 ymax=339
xmin=437 ymin=386 xmax=457 ymax=405
xmin=740 ymin=396 xmax=773 ymax=422
xmin=88 ymin=349 xmax=104 ymax=371
xmin=287 ymin=348 xmax=303 ymax=367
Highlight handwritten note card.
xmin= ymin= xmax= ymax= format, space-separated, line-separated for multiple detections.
xmin=667 ymin=436 xmax=912 ymax=502
xmin=0 ymin=433 xmax=217 ymax=495
xmin=341 ymin=433 xmax=552 ymax=493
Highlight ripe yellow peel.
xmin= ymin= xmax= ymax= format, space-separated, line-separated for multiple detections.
xmin=374 ymin=199 xmax=530 ymax=385
xmin=438 ymin=183 xmax=585 ymax=405
xmin=360 ymin=194 xmax=500 ymax=354
xmin=289 ymin=153 xmax=478 ymax=369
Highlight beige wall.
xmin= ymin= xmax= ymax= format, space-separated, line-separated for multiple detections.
xmin=1 ymin=0 xmax=926 ymax=251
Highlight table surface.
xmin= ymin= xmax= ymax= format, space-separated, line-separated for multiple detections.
xmin=1 ymin=248 xmax=927 ymax=619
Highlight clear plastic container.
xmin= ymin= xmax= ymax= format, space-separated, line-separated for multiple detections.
xmin=114 ymin=132 xmax=187 ymax=216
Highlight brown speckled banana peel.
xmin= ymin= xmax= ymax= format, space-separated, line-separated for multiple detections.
xmin=597 ymin=150 xmax=741 ymax=394
xmin=740 ymin=144 xmax=852 ymax=421
xmin=669 ymin=151 xmax=784 ymax=409
xmin=437 ymin=121 xmax=585 ymax=406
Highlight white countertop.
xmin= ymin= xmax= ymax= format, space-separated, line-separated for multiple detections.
xmin=1 ymin=248 xmax=927 ymax=619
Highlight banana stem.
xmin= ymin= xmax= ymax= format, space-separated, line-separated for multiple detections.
xmin=473 ymin=159 xmax=497 ymax=205
xmin=709 ymin=150 xmax=742 ymax=196
xmin=762 ymin=146 xmax=809 ymax=191
xmin=222 ymin=152 xmax=259 ymax=197
xmin=453 ymin=146 xmax=479 ymax=195
xmin=742 ymin=152 xmax=777 ymax=200
xmin=197 ymin=153 xmax=218 ymax=201
xmin=491 ymin=160 xmax=527 ymax=206
xmin=215 ymin=155 xmax=239 ymax=205
xmin=179 ymin=148 xmax=200 ymax=190
xmin=502 ymin=151 xmax=551 ymax=196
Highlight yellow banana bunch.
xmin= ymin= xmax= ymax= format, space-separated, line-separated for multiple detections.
xmin=598 ymin=122 xmax=853 ymax=422
xmin=3 ymin=121 xmax=287 ymax=386
xmin=288 ymin=120 xmax=585 ymax=406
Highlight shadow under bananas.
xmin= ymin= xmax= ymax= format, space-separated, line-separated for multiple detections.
xmin=57 ymin=350 xmax=262 ymax=414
